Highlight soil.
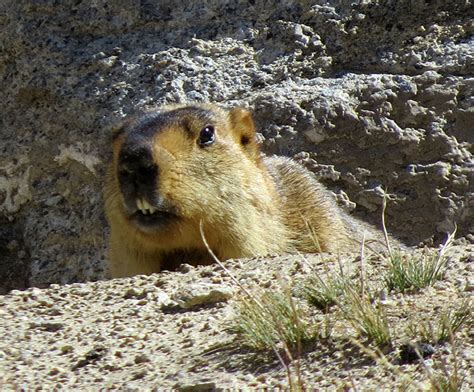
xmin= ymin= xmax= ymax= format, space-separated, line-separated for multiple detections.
xmin=1 ymin=245 xmax=472 ymax=390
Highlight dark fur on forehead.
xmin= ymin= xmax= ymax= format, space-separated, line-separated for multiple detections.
xmin=113 ymin=106 xmax=215 ymax=142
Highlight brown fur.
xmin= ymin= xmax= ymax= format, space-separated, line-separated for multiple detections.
xmin=104 ymin=103 xmax=385 ymax=278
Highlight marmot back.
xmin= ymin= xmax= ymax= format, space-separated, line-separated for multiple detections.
xmin=104 ymin=103 xmax=388 ymax=278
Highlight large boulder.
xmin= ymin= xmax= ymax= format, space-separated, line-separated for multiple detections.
xmin=0 ymin=0 xmax=472 ymax=291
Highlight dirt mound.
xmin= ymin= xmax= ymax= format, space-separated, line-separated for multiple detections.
xmin=0 ymin=246 xmax=472 ymax=389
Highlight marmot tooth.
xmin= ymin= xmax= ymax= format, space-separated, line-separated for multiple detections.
xmin=142 ymin=199 xmax=152 ymax=212
xmin=137 ymin=198 xmax=144 ymax=212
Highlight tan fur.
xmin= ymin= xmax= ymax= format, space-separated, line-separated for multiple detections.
xmin=104 ymin=103 xmax=385 ymax=278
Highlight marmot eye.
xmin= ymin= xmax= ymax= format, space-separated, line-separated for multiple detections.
xmin=198 ymin=125 xmax=215 ymax=147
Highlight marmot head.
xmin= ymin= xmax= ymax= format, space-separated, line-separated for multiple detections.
xmin=107 ymin=104 xmax=260 ymax=234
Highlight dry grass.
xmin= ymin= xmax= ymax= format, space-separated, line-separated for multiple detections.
xmin=204 ymin=204 xmax=469 ymax=390
xmin=301 ymin=254 xmax=392 ymax=350
xmin=231 ymin=288 xmax=320 ymax=353
xmin=421 ymin=331 xmax=469 ymax=392
xmin=338 ymin=286 xmax=393 ymax=350
xmin=229 ymin=287 xmax=326 ymax=392
xmin=408 ymin=300 xmax=472 ymax=345
xmin=383 ymin=250 xmax=450 ymax=293
xmin=383 ymin=218 xmax=455 ymax=294
xmin=300 ymin=264 xmax=349 ymax=312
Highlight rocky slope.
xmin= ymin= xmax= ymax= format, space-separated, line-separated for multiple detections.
xmin=0 ymin=2 xmax=473 ymax=388
xmin=0 ymin=0 xmax=472 ymax=291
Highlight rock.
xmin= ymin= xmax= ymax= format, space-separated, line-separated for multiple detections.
xmin=465 ymin=279 xmax=474 ymax=292
xmin=123 ymin=287 xmax=147 ymax=300
xmin=176 ymin=381 xmax=216 ymax=392
xmin=173 ymin=284 xmax=234 ymax=309
xmin=29 ymin=320 xmax=64 ymax=332
xmin=71 ymin=347 xmax=107 ymax=370
xmin=0 ymin=0 xmax=472 ymax=290
xmin=399 ymin=342 xmax=436 ymax=364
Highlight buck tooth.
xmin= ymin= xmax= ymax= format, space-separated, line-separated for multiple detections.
xmin=143 ymin=199 xmax=151 ymax=211
xmin=137 ymin=198 xmax=144 ymax=212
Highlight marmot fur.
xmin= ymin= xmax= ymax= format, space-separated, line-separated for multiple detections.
xmin=104 ymin=103 xmax=388 ymax=278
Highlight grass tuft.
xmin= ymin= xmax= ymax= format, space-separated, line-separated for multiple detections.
xmin=383 ymin=224 xmax=455 ymax=294
xmin=408 ymin=300 xmax=472 ymax=344
xmin=422 ymin=327 xmax=468 ymax=392
xmin=429 ymin=367 xmax=466 ymax=392
xmin=231 ymin=288 xmax=320 ymax=353
xmin=302 ymin=262 xmax=392 ymax=350
xmin=339 ymin=285 xmax=393 ymax=350
xmin=300 ymin=269 xmax=348 ymax=311
xmin=383 ymin=250 xmax=449 ymax=293
xmin=430 ymin=372 xmax=464 ymax=392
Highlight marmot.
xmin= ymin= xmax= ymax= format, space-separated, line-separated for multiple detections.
xmin=104 ymin=103 xmax=387 ymax=278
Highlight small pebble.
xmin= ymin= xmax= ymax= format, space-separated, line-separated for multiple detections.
xmin=48 ymin=367 xmax=63 ymax=376
xmin=174 ymin=284 xmax=233 ymax=309
xmin=123 ymin=287 xmax=146 ymax=299
xmin=29 ymin=320 xmax=64 ymax=332
xmin=134 ymin=354 xmax=150 ymax=364
xmin=179 ymin=264 xmax=194 ymax=273
xmin=175 ymin=380 xmax=216 ymax=391
xmin=464 ymin=279 xmax=474 ymax=292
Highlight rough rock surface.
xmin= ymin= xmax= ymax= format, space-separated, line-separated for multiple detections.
xmin=0 ymin=1 xmax=473 ymax=290
xmin=0 ymin=247 xmax=472 ymax=389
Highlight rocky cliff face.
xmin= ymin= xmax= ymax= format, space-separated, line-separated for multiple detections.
xmin=0 ymin=0 xmax=472 ymax=291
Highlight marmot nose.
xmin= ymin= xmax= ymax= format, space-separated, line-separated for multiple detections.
xmin=118 ymin=144 xmax=158 ymax=199
xmin=119 ymin=162 xmax=156 ymax=185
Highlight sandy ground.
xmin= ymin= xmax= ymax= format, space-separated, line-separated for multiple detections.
xmin=0 ymin=244 xmax=472 ymax=390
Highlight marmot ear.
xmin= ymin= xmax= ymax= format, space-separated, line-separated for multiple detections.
xmin=111 ymin=115 xmax=135 ymax=143
xmin=229 ymin=107 xmax=259 ymax=160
